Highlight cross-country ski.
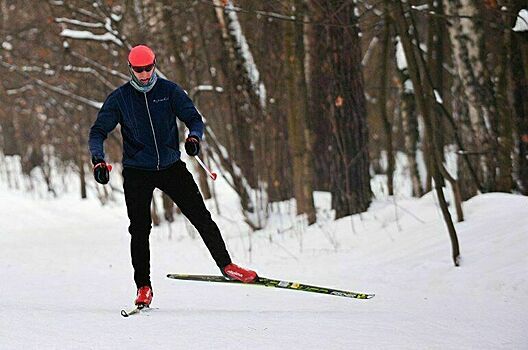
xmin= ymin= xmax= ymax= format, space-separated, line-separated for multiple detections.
xmin=167 ymin=274 xmax=375 ymax=299
xmin=120 ymin=305 xmax=157 ymax=317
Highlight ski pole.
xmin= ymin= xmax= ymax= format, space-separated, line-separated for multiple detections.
xmin=194 ymin=155 xmax=217 ymax=181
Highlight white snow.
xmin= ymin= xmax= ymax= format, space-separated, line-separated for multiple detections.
xmin=513 ymin=9 xmax=528 ymax=32
xmin=55 ymin=17 xmax=104 ymax=29
xmin=189 ymin=85 xmax=224 ymax=98
xmin=60 ymin=29 xmax=123 ymax=46
xmin=1 ymin=157 xmax=527 ymax=348
xmin=411 ymin=4 xmax=429 ymax=11
xmin=404 ymin=79 xmax=414 ymax=93
xmin=225 ymin=1 xmax=267 ymax=109
xmin=111 ymin=13 xmax=123 ymax=22
xmin=6 ymin=85 xmax=34 ymax=95
xmin=1 ymin=41 xmax=13 ymax=51
xmin=434 ymin=89 xmax=443 ymax=103
xmin=361 ymin=36 xmax=379 ymax=66
xmin=395 ymin=36 xmax=407 ymax=70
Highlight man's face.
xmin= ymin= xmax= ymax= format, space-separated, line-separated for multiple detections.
xmin=130 ymin=63 xmax=155 ymax=85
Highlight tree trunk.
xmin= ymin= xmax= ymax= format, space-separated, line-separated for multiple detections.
xmin=392 ymin=1 xmax=460 ymax=266
xmin=509 ymin=3 xmax=528 ymax=194
xmin=444 ymin=0 xmax=501 ymax=193
xmin=283 ymin=0 xmax=316 ymax=224
xmin=496 ymin=13 xmax=513 ymax=192
xmin=427 ymin=0 xmax=446 ymax=187
xmin=379 ymin=9 xmax=395 ymax=196
xmin=306 ymin=7 xmax=332 ymax=192
xmin=79 ymin=153 xmax=87 ymax=199
xmin=395 ymin=36 xmax=423 ymax=197
xmin=322 ymin=1 xmax=371 ymax=217
xmin=209 ymin=0 xmax=270 ymax=228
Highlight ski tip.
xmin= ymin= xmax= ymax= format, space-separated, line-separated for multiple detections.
xmin=120 ymin=309 xmax=130 ymax=317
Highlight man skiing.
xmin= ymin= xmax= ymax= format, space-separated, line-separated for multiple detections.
xmin=88 ymin=45 xmax=257 ymax=307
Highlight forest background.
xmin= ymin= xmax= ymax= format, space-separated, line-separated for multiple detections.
xmin=0 ymin=1 xmax=527 ymax=265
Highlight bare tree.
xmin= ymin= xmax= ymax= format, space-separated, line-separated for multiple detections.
xmin=284 ymin=0 xmax=316 ymax=224
xmin=391 ymin=0 xmax=461 ymax=266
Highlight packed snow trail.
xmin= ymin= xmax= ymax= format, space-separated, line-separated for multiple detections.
xmin=1 ymin=190 xmax=527 ymax=349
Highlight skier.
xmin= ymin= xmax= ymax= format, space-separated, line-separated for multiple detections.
xmin=88 ymin=45 xmax=257 ymax=307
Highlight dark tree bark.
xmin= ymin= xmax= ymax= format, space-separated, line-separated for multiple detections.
xmin=426 ymin=0 xmax=446 ymax=189
xmin=509 ymin=1 xmax=528 ymax=194
xmin=317 ymin=1 xmax=371 ymax=217
xmin=307 ymin=6 xmax=333 ymax=192
xmin=379 ymin=7 xmax=395 ymax=196
xmin=284 ymin=0 xmax=316 ymax=224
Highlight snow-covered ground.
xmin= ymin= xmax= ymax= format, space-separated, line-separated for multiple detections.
xmin=1 ymin=162 xmax=527 ymax=349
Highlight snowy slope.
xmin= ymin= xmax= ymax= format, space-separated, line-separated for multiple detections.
xmin=1 ymin=185 xmax=527 ymax=349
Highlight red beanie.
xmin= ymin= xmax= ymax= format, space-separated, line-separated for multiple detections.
xmin=128 ymin=45 xmax=156 ymax=66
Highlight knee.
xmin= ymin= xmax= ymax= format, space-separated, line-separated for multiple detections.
xmin=129 ymin=220 xmax=152 ymax=237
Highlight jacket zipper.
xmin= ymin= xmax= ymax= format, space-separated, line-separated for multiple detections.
xmin=144 ymin=92 xmax=160 ymax=170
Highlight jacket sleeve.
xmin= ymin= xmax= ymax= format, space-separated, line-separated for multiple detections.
xmin=172 ymin=84 xmax=204 ymax=140
xmin=88 ymin=93 xmax=120 ymax=160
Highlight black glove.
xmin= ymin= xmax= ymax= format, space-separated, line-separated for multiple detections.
xmin=185 ymin=135 xmax=200 ymax=156
xmin=92 ymin=157 xmax=111 ymax=185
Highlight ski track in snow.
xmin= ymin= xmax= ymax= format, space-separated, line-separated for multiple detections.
xmin=1 ymin=189 xmax=527 ymax=349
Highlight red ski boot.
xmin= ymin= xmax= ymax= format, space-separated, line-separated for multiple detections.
xmin=135 ymin=286 xmax=153 ymax=306
xmin=222 ymin=263 xmax=258 ymax=283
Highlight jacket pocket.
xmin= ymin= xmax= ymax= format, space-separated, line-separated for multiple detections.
xmin=124 ymin=139 xmax=145 ymax=159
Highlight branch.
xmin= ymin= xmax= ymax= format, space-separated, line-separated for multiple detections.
xmin=63 ymin=65 xmax=117 ymax=90
xmin=6 ymin=84 xmax=35 ymax=95
xmin=69 ymin=50 xmax=129 ymax=81
xmin=60 ymin=28 xmax=123 ymax=46
xmin=55 ymin=17 xmax=105 ymax=29
xmin=0 ymin=59 xmax=103 ymax=109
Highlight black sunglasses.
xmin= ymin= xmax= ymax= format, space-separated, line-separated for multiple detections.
xmin=130 ymin=63 xmax=155 ymax=73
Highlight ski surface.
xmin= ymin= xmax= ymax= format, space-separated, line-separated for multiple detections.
xmin=167 ymin=274 xmax=374 ymax=299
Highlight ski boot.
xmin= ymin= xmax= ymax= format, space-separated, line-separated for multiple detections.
xmin=222 ymin=263 xmax=258 ymax=283
xmin=135 ymin=286 xmax=153 ymax=307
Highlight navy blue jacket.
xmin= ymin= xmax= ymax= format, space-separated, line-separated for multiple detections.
xmin=89 ymin=78 xmax=203 ymax=170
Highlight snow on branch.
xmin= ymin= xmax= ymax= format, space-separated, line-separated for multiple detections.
xmin=63 ymin=65 xmax=116 ymax=89
xmin=34 ymin=79 xmax=103 ymax=109
xmin=189 ymin=85 xmax=224 ymax=99
xmin=411 ymin=4 xmax=429 ymax=11
xmin=60 ymin=29 xmax=122 ymax=46
xmin=55 ymin=17 xmax=104 ymax=29
xmin=395 ymin=36 xmax=407 ymax=70
xmin=434 ymin=89 xmax=444 ymax=104
xmin=6 ymin=84 xmax=35 ymax=95
xmin=0 ymin=59 xmax=103 ymax=109
xmin=513 ymin=9 xmax=528 ymax=32
xmin=224 ymin=1 xmax=267 ymax=109
xmin=362 ymin=36 xmax=379 ymax=66
xmin=53 ymin=1 xmax=127 ymax=49
xmin=69 ymin=50 xmax=129 ymax=81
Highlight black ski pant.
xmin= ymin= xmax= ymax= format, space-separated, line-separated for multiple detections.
xmin=123 ymin=160 xmax=232 ymax=288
